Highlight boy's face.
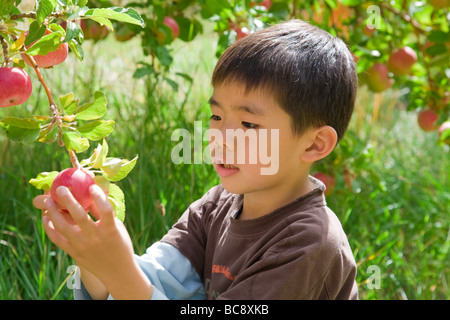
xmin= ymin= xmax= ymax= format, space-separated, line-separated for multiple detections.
xmin=208 ymin=82 xmax=314 ymax=195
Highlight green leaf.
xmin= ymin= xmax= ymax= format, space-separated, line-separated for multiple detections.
xmin=108 ymin=183 xmax=126 ymax=222
xmin=64 ymin=20 xmax=82 ymax=43
xmin=62 ymin=131 xmax=90 ymax=153
xmin=67 ymin=39 xmax=84 ymax=61
xmin=25 ymin=21 xmax=47 ymax=46
xmin=36 ymin=0 xmax=57 ymax=26
xmin=77 ymin=120 xmax=115 ymax=141
xmin=59 ymin=92 xmax=75 ymax=110
xmin=25 ymin=32 xmax=62 ymax=56
xmin=83 ymin=7 xmax=144 ymax=27
xmin=84 ymin=16 xmax=114 ymax=30
xmin=0 ymin=0 xmax=14 ymax=15
xmin=133 ymin=63 xmax=154 ymax=79
xmin=94 ymin=175 xmax=110 ymax=194
xmin=0 ymin=117 xmax=41 ymax=144
xmin=76 ymin=0 xmax=88 ymax=7
xmin=80 ymin=139 xmax=109 ymax=168
xmin=428 ymin=30 xmax=450 ymax=43
xmin=29 ymin=171 xmax=59 ymax=191
xmin=101 ymin=155 xmax=138 ymax=182
xmin=76 ymin=91 xmax=107 ymax=120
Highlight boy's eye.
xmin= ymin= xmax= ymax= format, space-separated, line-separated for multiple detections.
xmin=210 ymin=114 xmax=221 ymax=121
xmin=242 ymin=121 xmax=258 ymax=129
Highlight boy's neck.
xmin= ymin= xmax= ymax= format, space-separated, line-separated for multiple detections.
xmin=238 ymin=174 xmax=313 ymax=220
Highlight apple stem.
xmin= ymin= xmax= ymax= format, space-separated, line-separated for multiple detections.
xmin=25 ymin=53 xmax=66 ymax=147
xmin=26 ymin=54 xmax=57 ymax=108
xmin=69 ymin=150 xmax=81 ymax=170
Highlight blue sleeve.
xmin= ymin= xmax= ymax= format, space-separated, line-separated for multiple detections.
xmin=136 ymin=241 xmax=205 ymax=300
xmin=73 ymin=241 xmax=205 ymax=300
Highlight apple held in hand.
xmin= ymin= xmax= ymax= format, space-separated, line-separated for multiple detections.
xmin=21 ymin=29 xmax=69 ymax=68
xmin=0 ymin=67 xmax=33 ymax=108
xmin=387 ymin=46 xmax=417 ymax=76
xmin=50 ymin=168 xmax=96 ymax=212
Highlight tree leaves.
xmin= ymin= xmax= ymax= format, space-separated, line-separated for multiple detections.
xmin=0 ymin=117 xmax=41 ymax=144
xmin=77 ymin=120 xmax=115 ymax=141
xmin=76 ymin=91 xmax=107 ymax=120
xmin=29 ymin=171 xmax=59 ymax=190
xmin=28 ymin=139 xmax=137 ymax=222
xmin=35 ymin=0 xmax=56 ymax=25
xmin=83 ymin=7 xmax=145 ymax=28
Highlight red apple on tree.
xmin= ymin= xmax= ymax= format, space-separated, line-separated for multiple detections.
xmin=417 ymin=109 xmax=439 ymax=131
xmin=235 ymin=27 xmax=250 ymax=40
xmin=50 ymin=168 xmax=96 ymax=212
xmin=0 ymin=67 xmax=33 ymax=108
xmin=313 ymin=172 xmax=336 ymax=196
xmin=21 ymin=29 xmax=69 ymax=68
xmin=365 ymin=63 xmax=393 ymax=92
xmin=387 ymin=46 xmax=417 ymax=76
xmin=83 ymin=20 xmax=110 ymax=41
xmin=114 ymin=23 xmax=136 ymax=42
xmin=163 ymin=16 xmax=180 ymax=39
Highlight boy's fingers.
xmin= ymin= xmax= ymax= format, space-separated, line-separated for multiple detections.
xmin=33 ymin=194 xmax=50 ymax=210
xmin=42 ymin=215 xmax=72 ymax=254
xmin=89 ymin=185 xmax=115 ymax=226
xmin=55 ymin=186 xmax=95 ymax=234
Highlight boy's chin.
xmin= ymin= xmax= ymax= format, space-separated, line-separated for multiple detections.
xmin=219 ymin=179 xmax=246 ymax=195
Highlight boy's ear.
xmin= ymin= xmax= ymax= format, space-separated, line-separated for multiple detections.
xmin=300 ymin=126 xmax=338 ymax=163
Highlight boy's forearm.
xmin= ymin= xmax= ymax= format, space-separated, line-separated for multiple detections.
xmin=79 ymin=267 xmax=109 ymax=300
xmin=80 ymin=260 xmax=153 ymax=300
xmin=102 ymin=259 xmax=154 ymax=300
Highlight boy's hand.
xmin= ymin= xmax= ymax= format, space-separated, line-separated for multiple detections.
xmin=33 ymin=184 xmax=152 ymax=299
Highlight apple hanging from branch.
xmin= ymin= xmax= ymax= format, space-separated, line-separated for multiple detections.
xmin=1 ymin=2 xmax=145 ymax=221
xmin=21 ymin=29 xmax=68 ymax=68
xmin=0 ymin=67 xmax=33 ymax=108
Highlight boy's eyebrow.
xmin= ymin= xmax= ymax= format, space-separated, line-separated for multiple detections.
xmin=209 ymin=97 xmax=265 ymax=116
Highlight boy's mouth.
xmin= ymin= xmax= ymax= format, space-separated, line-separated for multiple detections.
xmin=221 ymin=163 xmax=238 ymax=169
xmin=214 ymin=160 xmax=239 ymax=177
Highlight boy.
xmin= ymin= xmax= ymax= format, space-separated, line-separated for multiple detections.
xmin=33 ymin=19 xmax=358 ymax=300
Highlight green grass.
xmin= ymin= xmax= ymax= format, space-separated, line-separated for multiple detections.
xmin=0 ymin=31 xmax=448 ymax=299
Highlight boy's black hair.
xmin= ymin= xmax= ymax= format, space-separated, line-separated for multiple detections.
xmin=212 ymin=19 xmax=357 ymax=141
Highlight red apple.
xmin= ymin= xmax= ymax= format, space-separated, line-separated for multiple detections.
xmin=0 ymin=67 xmax=33 ymax=108
xmin=362 ymin=24 xmax=375 ymax=36
xmin=21 ymin=29 xmax=68 ymax=68
xmin=366 ymin=63 xmax=393 ymax=92
xmin=83 ymin=20 xmax=110 ymax=41
xmin=163 ymin=16 xmax=179 ymax=39
xmin=114 ymin=23 xmax=136 ymax=42
xmin=387 ymin=46 xmax=417 ymax=76
xmin=50 ymin=168 xmax=96 ymax=211
xmin=235 ymin=27 xmax=250 ymax=40
xmin=417 ymin=109 xmax=439 ymax=132
xmin=313 ymin=172 xmax=336 ymax=196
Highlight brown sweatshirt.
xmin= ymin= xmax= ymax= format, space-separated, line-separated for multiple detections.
xmin=161 ymin=177 xmax=358 ymax=300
